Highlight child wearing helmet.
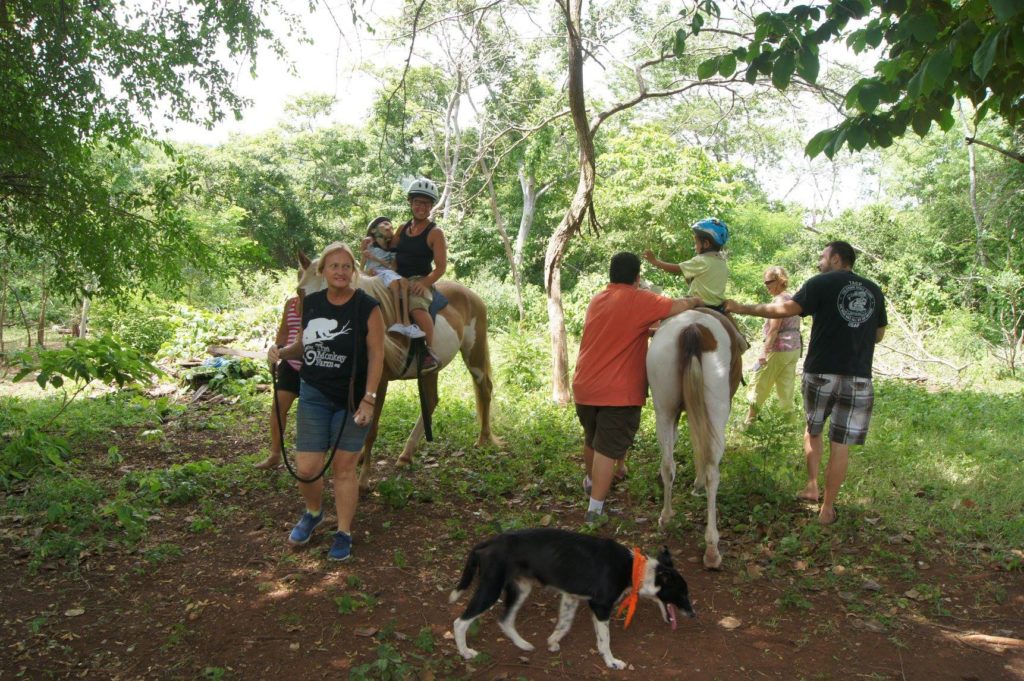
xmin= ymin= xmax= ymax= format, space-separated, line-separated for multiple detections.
xmin=391 ymin=178 xmax=447 ymax=372
xmin=643 ymin=217 xmax=730 ymax=312
xmin=362 ymin=216 xmax=421 ymax=339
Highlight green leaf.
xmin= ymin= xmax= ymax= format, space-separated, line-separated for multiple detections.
xmin=697 ymin=57 xmax=720 ymax=80
xmin=857 ymin=81 xmax=883 ymax=113
xmin=718 ymin=54 xmax=737 ymax=77
xmin=912 ymin=111 xmax=932 ymax=137
xmin=847 ymin=125 xmax=869 ymax=151
xmin=938 ymin=109 xmax=956 ymax=131
xmin=925 ymin=48 xmax=953 ymax=90
xmin=797 ymin=48 xmax=820 ymax=83
xmin=673 ymin=29 xmax=687 ymax=58
xmin=772 ymin=51 xmax=796 ymax=90
xmin=692 ymin=13 xmax=704 ymax=34
xmin=907 ymin=13 xmax=939 ymax=43
xmin=989 ymin=0 xmax=1024 ymax=21
xmin=907 ymin=66 xmax=926 ymax=100
xmin=804 ymin=129 xmax=834 ymax=158
xmin=745 ymin=65 xmax=758 ymax=84
xmin=972 ymin=28 xmax=1003 ymax=80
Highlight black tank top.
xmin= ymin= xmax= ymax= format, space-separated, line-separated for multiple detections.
xmin=395 ymin=221 xmax=435 ymax=277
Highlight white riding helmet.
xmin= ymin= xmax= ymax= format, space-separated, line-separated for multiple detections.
xmin=407 ymin=177 xmax=440 ymax=203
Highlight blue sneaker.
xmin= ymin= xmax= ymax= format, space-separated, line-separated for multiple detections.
xmin=329 ymin=531 xmax=352 ymax=561
xmin=288 ymin=511 xmax=324 ymax=545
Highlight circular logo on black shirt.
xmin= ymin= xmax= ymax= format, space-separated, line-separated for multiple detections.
xmin=837 ymin=282 xmax=875 ymax=327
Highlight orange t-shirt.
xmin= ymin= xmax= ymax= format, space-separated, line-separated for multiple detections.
xmin=572 ymin=284 xmax=674 ymax=406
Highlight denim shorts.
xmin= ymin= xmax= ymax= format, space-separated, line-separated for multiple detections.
xmin=295 ymin=380 xmax=370 ymax=453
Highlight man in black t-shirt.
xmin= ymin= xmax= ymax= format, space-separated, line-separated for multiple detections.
xmin=726 ymin=241 xmax=887 ymax=526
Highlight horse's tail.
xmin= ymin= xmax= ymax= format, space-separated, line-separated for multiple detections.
xmin=449 ymin=546 xmax=482 ymax=603
xmin=678 ymin=323 xmax=719 ymax=488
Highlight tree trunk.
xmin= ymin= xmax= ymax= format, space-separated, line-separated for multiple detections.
xmin=544 ymin=0 xmax=597 ymax=405
xmin=958 ymin=103 xmax=987 ymax=267
xmin=37 ymin=281 xmax=48 ymax=348
xmin=515 ymin=163 xmax=551 ymax=274
xmin=0 ymin=281 xmax=7 ymax=354
xmin=480 ymin=158 xmax=525 ymax=321
xmin=78 ymin=296 xmax=91 ymax=338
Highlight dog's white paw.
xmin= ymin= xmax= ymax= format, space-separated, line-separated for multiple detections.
xmin=460 ymin=648 xmax=479 ymax=661
xmin=516 ymin=641 xmax=535 ymax=652
xmin=606 ymin=657 xmax=627 ymax=670
xmin=547 ymin=640 xmax=561 ymax=652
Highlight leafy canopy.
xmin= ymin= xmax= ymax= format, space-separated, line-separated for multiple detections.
xmin=0 ymin=0 xmax=295 ymax=293
xmin=685 ymin=0 xmax=1023 ymax=158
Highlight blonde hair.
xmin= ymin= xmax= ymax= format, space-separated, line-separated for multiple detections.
xmin=765 ymin=265 xmax=789 ymax=289
xmin=316 ymin=242 xmax=360 ymax=284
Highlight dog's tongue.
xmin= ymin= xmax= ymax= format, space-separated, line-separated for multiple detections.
xmin=667 ymin=604 xmax=678 ymax=630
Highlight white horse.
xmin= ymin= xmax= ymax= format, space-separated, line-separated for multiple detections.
xmin=647 ymin=309 xmax=745 ymax=569
xmin=297 ymin=253 xmax=501 ymax=491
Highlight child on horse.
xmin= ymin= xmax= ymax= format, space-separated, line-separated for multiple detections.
xmin=362 ymin=216 xmax=421 ymax=339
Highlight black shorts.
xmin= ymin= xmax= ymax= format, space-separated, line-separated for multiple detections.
xmin=575 ymin=404 xmax=641 ymax=460
xmin=275 ymin=361 xmax=301 ymax=396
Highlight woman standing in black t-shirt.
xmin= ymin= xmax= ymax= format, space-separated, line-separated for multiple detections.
xmin=268 ymin=242 xmax=384 ymax=561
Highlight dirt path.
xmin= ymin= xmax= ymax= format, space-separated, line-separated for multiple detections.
xmin=2 ymin=426 xmax=1022 ymax=680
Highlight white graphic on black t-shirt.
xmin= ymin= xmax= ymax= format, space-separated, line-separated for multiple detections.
xmin=303 ymin=318 xmax=351 ymax=368
xmin=837 ymin=282 xmax=875 ymax=327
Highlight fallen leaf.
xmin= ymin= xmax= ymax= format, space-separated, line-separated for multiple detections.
xmin=329 ymin=658 xmax=351 ymax=670
xmin=862 ymin=579 xmax=882 ymax=592
xmin=753 ymin=641 xmax=772 ymax=650
xmin=64 ymin=608 xmax=85 ymax=617
xmin=354 ymin=627 xmax=378 ymax=638
xmin=832 ymin=565 xmax=846 ymax=575
xmin=793 ymin=560 xmax=808 ymax=571
xmin=746 ymin=563 xmax=763 ymax=579
xmin=904 ymin=589 xmax=923 ymax=601
xmin=718 ymin=616 xmax=742 ymax=630
xmin=289 ymin=642 xmax=300 ymax=651
xmin=540 ymin=514 xmax=552 ymax=527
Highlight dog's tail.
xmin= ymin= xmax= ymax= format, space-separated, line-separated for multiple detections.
xmin=448 ymin=547 xmax=481 ymax=603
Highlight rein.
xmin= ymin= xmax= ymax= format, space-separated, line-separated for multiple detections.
xmin=272 ymin=292 xmax=362 ymax=484
xmin=615 ymin=548 xmax=647 ymax=629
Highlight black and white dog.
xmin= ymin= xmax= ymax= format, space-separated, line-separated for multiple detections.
xmin=449 ymin=528 xmax=696 ymax=669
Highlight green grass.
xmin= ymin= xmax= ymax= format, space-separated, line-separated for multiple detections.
xmin=2 ymin=330 xmax=1022 ymax=577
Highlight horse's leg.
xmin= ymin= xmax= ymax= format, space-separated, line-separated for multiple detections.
xmin=461 ymin=315 xmax=501 ymax=448
xmin=397 ymin=372 xmax=437 ymax=467
xmin=703 ymin=400 xmax=730 ymax=570
xmin=657 ymin=410 xmax=680 ymax=530
xmin=357 ymin=381 xmax=389 ymax=494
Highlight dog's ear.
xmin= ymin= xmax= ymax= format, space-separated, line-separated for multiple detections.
xmin=657 ymin=545 xmax=673 ymax=567
xmin=297 ymin=250 xmax=312 ymax=270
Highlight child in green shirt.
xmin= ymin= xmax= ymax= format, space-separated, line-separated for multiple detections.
xmin=644 ymin=217 xmax=730 ymax=311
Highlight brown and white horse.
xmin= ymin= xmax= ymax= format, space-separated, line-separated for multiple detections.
xmin=297 ymin=253 xmax=500 ymax=491
xmin=647 ymin=309 xmax=745 ymax=569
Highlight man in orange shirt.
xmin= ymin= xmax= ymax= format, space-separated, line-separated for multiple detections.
xmin=573 ymin=252 xmax=701 ymax=523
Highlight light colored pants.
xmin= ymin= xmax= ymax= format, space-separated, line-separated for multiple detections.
xmin=748 ymin=350 xmax=799 ymax=411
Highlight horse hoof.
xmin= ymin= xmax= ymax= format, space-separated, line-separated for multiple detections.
xmin=359 ymin=483 xmax=372 ymax=495
xmin=703 ymin=548 xmax=723 ymax=570
xmin=396 ymin=455 xmax=413 ymax=468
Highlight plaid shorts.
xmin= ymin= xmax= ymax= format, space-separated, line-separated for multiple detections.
xmin=801 ymin=373 xmax=875 ymax=445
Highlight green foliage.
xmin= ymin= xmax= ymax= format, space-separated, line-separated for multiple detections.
xmin=0 ymin=0 xmax=298 ymax=293
xmin=124 ymin=460 xmax=224 ymax=506
xmin=183 ymin=357 xmax=269 ymax=395
xmin=90 ymin=294 xmax=181 ymax=357
xmin=349 ymin=644 xmax=412 ymax=681
xmin=0 ymin=429 xmax=69 ymax=487
xmin=707 ymin=0 xmax=1024 ymax=157
xmin=13 ymin=335 xmax=160 ymax=392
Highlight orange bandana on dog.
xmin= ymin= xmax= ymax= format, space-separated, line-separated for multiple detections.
xmin=616 ymin=548 xmax=647 ymax=629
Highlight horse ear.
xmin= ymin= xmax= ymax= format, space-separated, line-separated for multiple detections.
xmin=297 ymin=250 xmax=311 ymax=270
xmin=657 ymin=546 xmax=673 ymax=567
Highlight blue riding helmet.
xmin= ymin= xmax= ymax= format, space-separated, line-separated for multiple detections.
xmin=690 ymin=217 xmax=729 ymax=247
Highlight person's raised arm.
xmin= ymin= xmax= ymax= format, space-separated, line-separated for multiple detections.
xmin=643 ymin=249 xmax=682 ymax=274
xmin=667 ymin=296 xmax=701 ymax=316
xmin=725 ymin=298 xmax=803 ymax=319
